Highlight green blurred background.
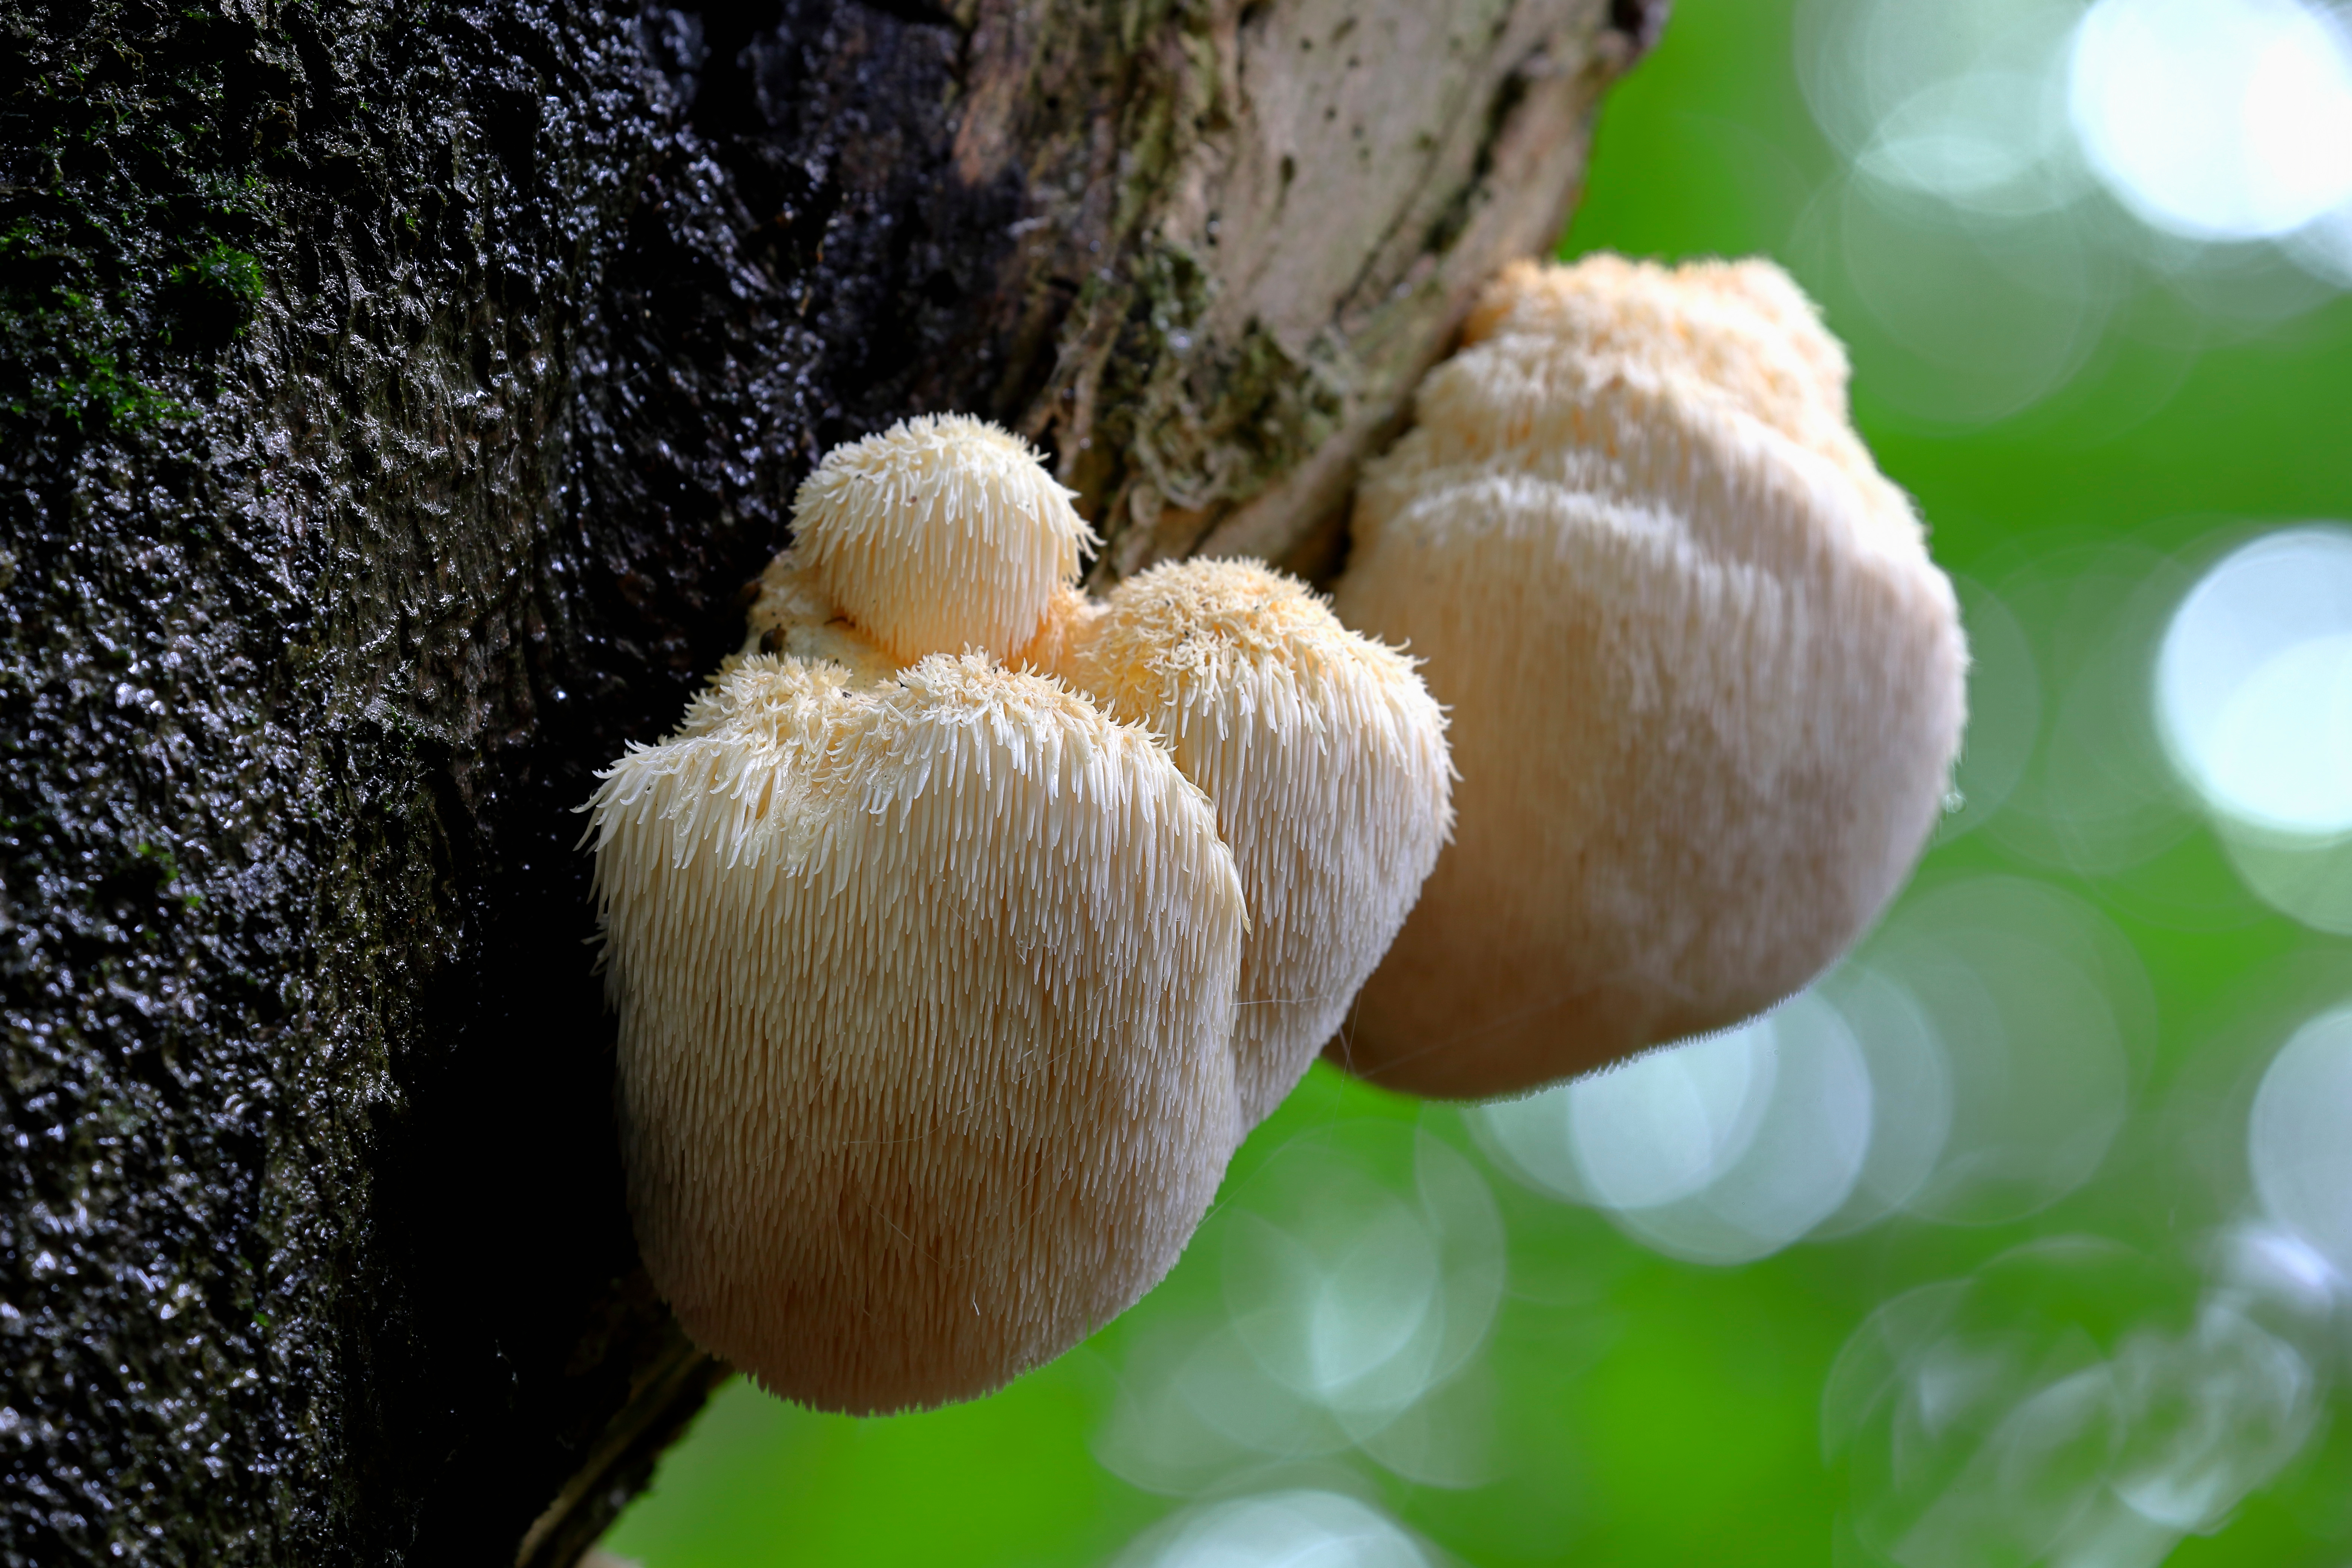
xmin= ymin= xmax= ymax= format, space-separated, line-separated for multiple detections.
xmin=601 ymin=1 xmax=2352 ymax=1562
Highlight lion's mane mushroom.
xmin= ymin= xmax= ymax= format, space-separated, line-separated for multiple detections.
xmin=589 ymin=408 xmax=1467 ymax=1410
xmin=586 ymin=652 xmax=1247 ymax=1414
xmin=761 ymin=413 xmax=1453 ymax=1127
xmin=785 ymin=412 xmax=1099 ymax=664
xmin=585 ymin=415 xmax=1254 ymax=1414
xmin=1026 ymin=559 xmax=1454 ymax=1125
xmin=1329 ymin=254 xmax=1967 ymax=1100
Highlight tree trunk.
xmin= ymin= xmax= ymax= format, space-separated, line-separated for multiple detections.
xmin=0 ymin=1 xmax=1654 ymax=1562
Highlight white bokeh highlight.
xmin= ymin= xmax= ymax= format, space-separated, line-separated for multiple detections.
xmin=2158 ymin=526 xmax=2352 ymax=837
xmin=1113 ymin=1491 xmax=1428 ymax=1568
xmin=1980 ymin=548 xmax=2201 ymax=882
xmin=1799 ymin=0 xmax=2092 ymax=215
xmin=1223 ymin=1138 xmax=1501 ymax=1429
xmin=1564 ymin=1021 xmax=1778 ymax=1212
xmin=2157 ymin=525 xmax=2352 ymax=930
xmin=1478 ymin=992 xmax=1876 ymax=1263
xmin=2070 ymin=0 xmax=2352 ymax=242
xmin=1826 ymin=1242 xmax=2320 ymax=1568
xmin=1871 ymin=878 xmax=2139 ymax=1225
xmin=1793 ymin=0 xmax=2352 ymax=431
xmin=1478 ymin=875 xmax=2148 ymax=1252
xmin=1812 ymin=965 xmax=1954 ymax=1234
xmin=1095 ymin=1132 xmax=1504 ymax=1495
xmin=2249 ymin=1006 xmax=2352 ymax=1279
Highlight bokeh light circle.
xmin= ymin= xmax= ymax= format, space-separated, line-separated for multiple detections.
xmin=1095 ymin=1129 xmax=1504 ymax=1494
xmin=1566 ymin=1021 xmax=1776 ymax=1213
xmin=1798 ymin=0 xmax=2092 ymax=215
xmin=1866 ymin=877 xmax=2143 ymax=1225
xmin=2156 ymin=525 xmax=2352 ymax=840
xmin=1811 ymin=965 xmax=1953 ymax=1234
xmin=1816 ymin=174 xmax=2114 ymax=425
xmin=1478 ymin=993 xmax=1875 ymax=1263
xmin=1113 ymin=1490 xmax=1429 ymax=1568
xmin=2249 ymin=1005 xmax=2352 ymax=1278
xmin=1984 ymin=545 xmax=2202 ymax=881
xmin=1826 ymin=1240 xmax=2317 ymax=1568
xmin=2069 ymin=0 xmax=2352 ymax=241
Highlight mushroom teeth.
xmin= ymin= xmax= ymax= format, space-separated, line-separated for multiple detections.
xmin=1329 ymin=253 xmax=1968 ymax=1101
xmin=1458 ymin=253 xmax=1862 ymax=473
xmin=1031 ymin=558 xmax=1455 ymax=1127
xmin=585 ymin=652 xmax=1246 ymax=1413
xmin=790 ymin=413 xmax=1101 ymax=666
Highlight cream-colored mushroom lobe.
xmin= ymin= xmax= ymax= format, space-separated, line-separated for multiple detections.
xmin=740 ymin=548 xmax=906 ymax=683
xmin=1033 ymin=559 xmax=1454 ymax=1126
xmin=1458 ymin=254 xmax=1872 ymax=488
xmin=791 ymin=414 xmax=1101 ymax=665
xmin=585 ymin=652 xmax=1246 ymax=1413
xmin=1329 ymin=254 xmax=1967 ymax=1100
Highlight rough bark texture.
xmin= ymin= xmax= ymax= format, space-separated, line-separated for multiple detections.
xmin=0 ymin=0 xmax=1652 ymax=1562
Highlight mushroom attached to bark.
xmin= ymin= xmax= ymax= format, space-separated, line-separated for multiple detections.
xmin=1028 ymin=559 xmax=1454 ymax=1125
xmin=588 ymin=415 xmax=1253 ymax=1413
xmin=786 ymin=412 xmax=1099 ymax=664
xmin=586 ymin=651 xmax=1246 ymax=1414
xmin=1329 ymin=254 xmax=1968 ymax=1099
xmin=763 ymin=413 xmax=1454 ymax=1127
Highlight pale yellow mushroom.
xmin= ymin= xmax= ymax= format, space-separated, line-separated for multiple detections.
xmin=788 ymin=413 xmax=1099 ymax=664
xmin=1329 ymin=254 xmax=1967 ymax=1100
xmin=586 ymin=652 xmax=1246 ymax=1413
xmin=767 ymin=416 xmax=1455 ymax=1124
xmin=590 ymin=410 xmax=1463 ymax=1410
xmin=1029 ymin=559 xmax=1453 ymax=1125
xmin=1454 ymin=253 xmax=1879 ymax=494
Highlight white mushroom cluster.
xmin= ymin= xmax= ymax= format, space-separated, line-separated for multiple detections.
xmin=1330 ymin=254 xmax=1969 ymax=1099
xmin=585 ymin=415 xmax=1453 ymax=1414
xmin=1027 ymin=559 xmax=1454 ymax=1125
xmin=584 ymin=254 xmax=1972 ymax=1412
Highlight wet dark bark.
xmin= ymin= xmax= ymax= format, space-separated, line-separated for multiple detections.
xmin=0 ymin=1 xmax=1652 ymax=1562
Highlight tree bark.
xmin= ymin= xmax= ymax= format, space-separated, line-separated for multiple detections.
xmin=0 ymin=1 xmax=1655 ymax=1562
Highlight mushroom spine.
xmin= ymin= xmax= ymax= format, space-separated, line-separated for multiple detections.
xmin=1029 ymin=559 xmax=1453 ymax=1126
